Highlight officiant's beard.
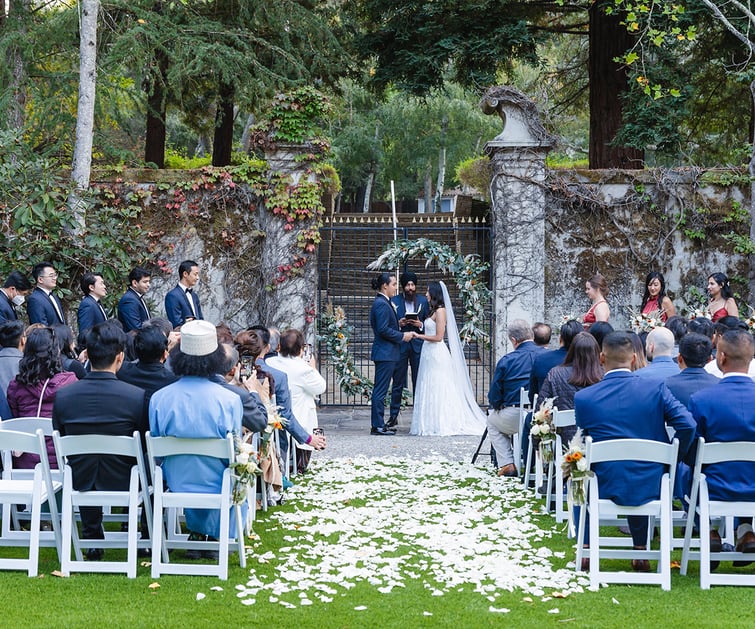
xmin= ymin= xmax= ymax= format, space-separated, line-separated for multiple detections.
xmin=403 ymin=282 xmax=416 ymax=300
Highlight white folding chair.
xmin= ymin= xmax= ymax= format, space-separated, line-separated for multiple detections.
xmin=681 ymin=438 xmax=755 ymax=588
xmin=545 ymin=408 xmax=576 ymax=527
xmin=0 ymin=417 xmax=62 ymax=536
xmin=146 ymin=432 xmax=246 ymax=580
xmin=0 ymin=428 xmax=62 ymax=576
xmin=576 ymin=437 xmax=679 ymax=590
xmin=53 ymin=430 xmax=153 ymax=578
xmin=521 ymin=393 xmax=541 ymax=490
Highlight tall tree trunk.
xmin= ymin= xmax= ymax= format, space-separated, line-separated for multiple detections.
xmin=434 ymin=145 xmax=446 ymax=213
xmin=212 ymin=80 xmax=234 ymax=166
xmin=362 ymin=170 xmax=374 ymax=213
xmin=588 ymin=2 xmax=644 ymax=168
xmin=5 ymin=0 xmax=30 ymax=134
xmin=144 ymin=5 xmax=168 ymax=169
xmin=424 ymin=160 xmax=433 ymax=213
xmin=69 ymin=0 xmax=99 ymax=233
xmin=240 ymin=113 xmax=256 ymax=153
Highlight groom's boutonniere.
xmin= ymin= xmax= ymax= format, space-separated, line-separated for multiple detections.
xmin=391 ymin=301 xmax=398 ymax=312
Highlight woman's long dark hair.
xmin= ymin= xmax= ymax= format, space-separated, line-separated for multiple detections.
xmin=234 ymin=329 xmax=275 ymax=395
xmin=17 ymin=328 xmax=63 ymax=385
xmin=51 ymin=324 xmax=77 ymax=359
xmin=641 ymin=271 xmax=667 ymax=309
xmin=565 ymin=332 xmax=603 ymax=387
xmin=709 ymin=272 xmax=734 ymax=300
xmin=427 ymin=281 xmax=445 ymax=315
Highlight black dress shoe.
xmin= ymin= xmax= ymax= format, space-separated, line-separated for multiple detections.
xmin=370 ymin=427 xmax=396 ymax=436
xmin=385 ymin=416 xmax=398 ymax=428
xmin=86 ymin=547 xmax=104 ymax=561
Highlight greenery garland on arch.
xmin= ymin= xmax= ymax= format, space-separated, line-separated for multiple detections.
xmin=367 ymin=237 xmax=492 ymax=345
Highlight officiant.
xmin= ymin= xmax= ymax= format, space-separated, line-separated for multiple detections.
xmin=388 ymin=271 xmax=430 ymax=428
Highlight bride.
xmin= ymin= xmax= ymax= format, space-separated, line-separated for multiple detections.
xmin=410 ymin=281 xmax=486 ymax=436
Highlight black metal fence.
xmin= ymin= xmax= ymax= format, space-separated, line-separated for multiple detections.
xmin=316 ymin=214 xmax=493 ymax=407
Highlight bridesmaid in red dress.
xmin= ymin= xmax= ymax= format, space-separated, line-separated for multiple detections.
xmin=640 ymin=272 xmax=675 ymax=322
xmin=582 ymin=273 xmax=610 ymax=329
xmin=706 ymin=272 xmax=738 ymax=321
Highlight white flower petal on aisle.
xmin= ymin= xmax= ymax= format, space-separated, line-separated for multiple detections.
xmin=236 ymin=456 xmax=589 ymax=607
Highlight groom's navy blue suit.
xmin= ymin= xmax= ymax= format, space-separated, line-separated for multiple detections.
xmin=370 ymin=293 xmax=404 ymax=430
xmin=389 ymin=293 xmax=429 ymax=419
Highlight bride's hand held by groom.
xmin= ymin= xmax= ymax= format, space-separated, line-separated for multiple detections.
xmin=402 ymin=331 xmax=419 ymax=342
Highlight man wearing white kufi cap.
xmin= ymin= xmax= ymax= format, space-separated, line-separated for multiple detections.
xmin=149 ymin=320 xmax=243 ymax=551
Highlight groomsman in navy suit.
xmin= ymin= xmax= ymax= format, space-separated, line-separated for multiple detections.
xmin=574 ymin=331 xmax=695 ymax=570
xmin=117 ymin=267 xmax=152 ymax=332
xmin=0 ymin=271 xmax=32 ymax=324
xmin=688 ymin=328 xmax=755 ymax=558
xmin=370 ymin=272 xmax=415 ymax=435
xmin=77 ymin=272 xmax=109 ymax=334
xmin=164 ymin=260 xmax=203 ymax=328
xmin=388 ymin=271 xmax=429 ymax=428
xmin=27 ymin=261 xmax=66 ymax=325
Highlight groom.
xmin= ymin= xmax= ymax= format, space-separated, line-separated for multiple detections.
xmin=388 ymin=271 xmax=429 ymax=428
xmin=370 ymin=272 xmax=415 ymax=436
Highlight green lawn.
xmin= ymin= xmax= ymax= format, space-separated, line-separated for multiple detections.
xmin=3 ymin=458 xmax=755 ymax=628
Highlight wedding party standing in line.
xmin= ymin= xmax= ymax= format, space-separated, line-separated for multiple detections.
xmin=410 ymin=281 xmax=486 ymax=436
xmin=388 ymin=271 xmax=429 ymax=429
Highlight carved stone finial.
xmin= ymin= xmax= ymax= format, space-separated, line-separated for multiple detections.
xmin=480 ymin=86 xmax=556 ymax=149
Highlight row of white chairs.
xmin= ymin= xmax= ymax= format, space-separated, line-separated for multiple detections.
xmin=0 ymin=417 xmax=254 ymax=579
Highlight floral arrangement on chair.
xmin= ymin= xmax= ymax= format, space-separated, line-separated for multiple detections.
xmin=530 ymin=397 xmax=556 ymax=463
xmin=230 ymin=437 xmax=262 ymax=505
xmin=260 ymin=401 xmax=287 ymax=459
xmin=561 ymin=428 xmax=593 ymax=506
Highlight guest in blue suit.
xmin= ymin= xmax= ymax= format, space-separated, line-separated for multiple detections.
xmin=574 ymin=331 xmax=695 ymax=569
xmin=77 ymin=272 xmax=109 ymax=334
xmin=164 ymin=259 xmax=203 ymax=328
xmin=117 ymin=267 xmax=152 ymax=332
xmin=388 ymin=271 xmax=429 ymax=428
xmin=665 ymin=333 xmax=719 ymax=408
xmin=636 ymin=326 xmax=679 ymax=382
xmin=370 ymin=272 xmax=414 ymax=436
xmin=26 ymin=262 xmax=65 ymax=326
xmin=0 ymin=271 xmax=32 ymax=324
xmin=688 ymin=328 xmax=755 ymax=557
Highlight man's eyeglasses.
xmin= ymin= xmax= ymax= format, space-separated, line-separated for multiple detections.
xmin=40 ymin=273 xmax=58 ymax=279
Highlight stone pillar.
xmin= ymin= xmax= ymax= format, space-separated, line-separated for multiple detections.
xmin=482 ymin=87 xmax=555 ymax=359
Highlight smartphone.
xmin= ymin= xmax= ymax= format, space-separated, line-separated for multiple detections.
xmin=312 ymin=427 xmax=324 ymax=437
xmin=303 ymin=343 xmax=313 ymax=361
xmin=240 ymin=356 xmax=254 ymax=380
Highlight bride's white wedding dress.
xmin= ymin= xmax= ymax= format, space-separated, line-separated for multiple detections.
xmin=410 ymin=289 xmax=486 ymax=436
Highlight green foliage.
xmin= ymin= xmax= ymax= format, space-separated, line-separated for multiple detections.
xmin=163 ymin=149 xmax=212 ymax=169
xmin=267 ymin=87 xmax=331 ymax=144
xmin=455 ymin=157 xmax=492 ymax=200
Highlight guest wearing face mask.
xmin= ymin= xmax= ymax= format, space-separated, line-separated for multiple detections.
xmin=0 ymin=271 xmax=33 ymax=324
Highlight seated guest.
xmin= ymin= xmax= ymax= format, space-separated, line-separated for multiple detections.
xmin=268 ymin=329 xmax=327 ymax=472
xmin=7 ymin=327 xmax=77 ymax=468
xmin=574 ymin=331 xmax=695 ymax=571
xmin=77 ymin=272 xmax=109 ymax=335
xmin=688 ymin=329 xmax=755 ymax=559
xmin=51 ymin=324 xmax=88 ymax=379
xmin=211 ymin=342 xmax=268 ymax=434
xmin=532 ymin=322 xmax=552 ymax=348
xmin=688 ymin=316 xmax=715 ymax=341
xmin=529 ymin=320 xmax=582 ymax=401
xmin=487 ymin=319 xmax=542 ymax=477
xmin=664 ymin=315 xmax=688 ymax=360
xmin=52 ymin=322 xmax=148 ymax=560
xmin=705 ymin=317 xmax=755 ymax=378
xmin=665 ymin=333 xmax=719 ymax=408
xmin=628 ymin=331 xmax=648 ymax=370
xmin=539 ymin=332 xmax=603 ymax=442
xmin=0 ymin=320 xmax=25 ymax=394
xmin=149 ymin=320 xmax=243 ymax=551
xmin=117 ymin=324 xmax=178 ymax=402
xmin=636 ymin=327 xmax=679 ymax=381
xmin=587 ymin=321 xmax=613 ymax=350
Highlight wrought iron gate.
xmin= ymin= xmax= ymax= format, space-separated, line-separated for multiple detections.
xmin=316 ymin=214 xmax=493 ymax=407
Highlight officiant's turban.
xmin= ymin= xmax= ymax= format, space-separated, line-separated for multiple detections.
xmin=400 ymin=272 xmax=418 ymax=288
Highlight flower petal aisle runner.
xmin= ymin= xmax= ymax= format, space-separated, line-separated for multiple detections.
xmin=235 ymin=456 xmax=589 ymax=610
